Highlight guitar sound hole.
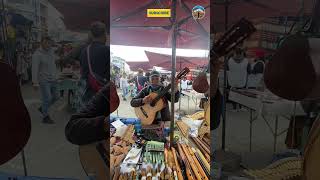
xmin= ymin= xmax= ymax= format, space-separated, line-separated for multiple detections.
xmin=140 ymin=107 xmax=148 ymax=118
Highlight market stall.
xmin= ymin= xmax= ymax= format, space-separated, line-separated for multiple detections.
xmin=229 ymin=89 xmax=306 ymax=152
xmin=108 ymin=102 xmax=211 ymax=180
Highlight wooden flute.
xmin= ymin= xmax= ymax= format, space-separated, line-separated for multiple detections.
xmin=194 ymin=137 xmax=210 ymax=154
xmin=191 ymin=137 xmax=210 ymax=161
xmin=177 ymin=143 xmax=195 ymax=180
xmin=180 ymin=144 xmax=204 ymax=180
xmin=171 ymin=147 xmax=184 ymax=180
xmin=185 ymin=145 xmax=208 ymax=180
xmin=194 ymin=148 xmax=210 ymax=172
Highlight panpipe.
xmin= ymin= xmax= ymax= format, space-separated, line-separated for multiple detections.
xmin=176 ymin=121 xmax=189 ymax=138
xmin=121 ymin=125 xmax=135 ymax=144
xmin=244 ymin=157 xmax=302 ymax=180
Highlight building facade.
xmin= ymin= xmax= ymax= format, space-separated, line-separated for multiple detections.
xmin=6 ymin=0 xmax=66 ymax=42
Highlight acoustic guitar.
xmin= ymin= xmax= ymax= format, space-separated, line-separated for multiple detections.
xmin=193 ymin=18 xmax=256 ymax=93
xmin=134 ymin=67 xmax=190 ymax=125
xmin=0 ymin=61 xmax=31 ymax=165
xmin=79 ymin=82 xmax=119 ymax=180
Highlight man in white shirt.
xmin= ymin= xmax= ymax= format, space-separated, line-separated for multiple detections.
xmin=32 ymin=36 xmax=58 ymax=124
xmin=180 ymin=76 xmax=189 ymax=91
xmin=227 ymin=48 xmax=248 ymax=111
xmin=120 ymin=74 xmax=129 ymax=101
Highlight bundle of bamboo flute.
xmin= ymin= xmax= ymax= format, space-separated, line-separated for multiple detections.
xmin=191 ymin=136 xmax=210 ymax=162
xmin=177 ymin=143 xmax=210 ymax=180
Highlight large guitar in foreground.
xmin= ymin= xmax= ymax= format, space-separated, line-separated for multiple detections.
xmin=134 ymin=67 xmax=190 ymax=125
xmin=0 ymin=61 xmax=31 ymax=165
xmin=264 ymin=0 xmax=320 ymax=101
xmin=79 ymin=82 xmax=119 ymax=180
xmin=193 ymin=18 xmax=256 ymax=93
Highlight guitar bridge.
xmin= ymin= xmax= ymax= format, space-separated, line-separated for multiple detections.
xmin=140 ymin=107 xmax=148 ymax=118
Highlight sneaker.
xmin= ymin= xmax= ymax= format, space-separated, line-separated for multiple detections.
xmin=42 ymin=116 xmax=55 ymax=124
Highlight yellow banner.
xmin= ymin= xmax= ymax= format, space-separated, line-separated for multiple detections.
xmin=147 ymin=9 xmax=171 ymax=17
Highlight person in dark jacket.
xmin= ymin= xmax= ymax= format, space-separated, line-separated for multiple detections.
xmin=77 ymin=22 xmax=109 ymax=110
xmin=131 ymin=70 xmax=180 ymax=124
xmin=129 ymin=68 xmax=148 ymax=92
xmin=65 ymin=84 xmax=109 ymax=145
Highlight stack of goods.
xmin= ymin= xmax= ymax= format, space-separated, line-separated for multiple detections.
xmin=115 ymin=141 xmax=166 ymax=179
xmin=110 ymin=124 xmax=137 ymax=179
xmin=110 ymin=137 xmax=134 ymax=179
xmin=176 ymin=143 xmax=210 ymax=180
xmin=140 ymin=141 xmax=166 ymax=179
xmin=191 ymin=136 xmax=210 ymax=162
xmin=244 ymin=157 xmax=302 ymax=180
xmin=164 ymin=147 xmax=183 ymax=179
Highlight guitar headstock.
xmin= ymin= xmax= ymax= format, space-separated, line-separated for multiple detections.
xmin=212 ymin=18 xmax=256 ymax=58
xmin=176 ymin=67 xmax=190 ymax=79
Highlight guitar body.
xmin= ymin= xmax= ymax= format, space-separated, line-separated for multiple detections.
xmin=134 ymin=92 xmax=165 ymax=125
xmin=79 ymin=143 xmax=109 ymax=180
xmin=264 ymin=35 xmax=320 ymax=101
xmin=0 ymin=62 xmax=31 ymax=165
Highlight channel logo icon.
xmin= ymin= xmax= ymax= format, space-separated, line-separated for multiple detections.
xmin=192 ymin=5 xmax=205 ymax=20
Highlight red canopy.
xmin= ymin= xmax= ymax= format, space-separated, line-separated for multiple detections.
xmin=110 ymin=0 xmax=210 ymax=49
xmin=126 ymin=61 xmax=151 ymax=71
xmin=49 ymin=0 xmax=108 ymax=31
xmin=212 ymin=0 xmax=313 ymax=32
xmin=145 ymin=51 xmax=208 ymax=71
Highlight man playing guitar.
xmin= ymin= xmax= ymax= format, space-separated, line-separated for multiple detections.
xmin=131 ymin=70 xmax=180 ymax=125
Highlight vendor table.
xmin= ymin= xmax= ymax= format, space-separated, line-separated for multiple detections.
xmin=229 ymin=89 xmax=306 ymax=153
xmin=181 ymin=90 xmax=206 ymax=113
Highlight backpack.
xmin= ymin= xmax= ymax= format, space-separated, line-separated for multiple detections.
xmin=136 ymin=76 xmax=143 ymax=91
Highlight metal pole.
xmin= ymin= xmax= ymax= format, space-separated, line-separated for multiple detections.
xmin=21 ymin=149 xmax=28 ymax=176
xmin=170 ymin=0 xmax=177 ymax=148
xmin=179 ymin=61 xmax=182 ymax=111
xmin=222 ymin=0 xmax=229 ymax=151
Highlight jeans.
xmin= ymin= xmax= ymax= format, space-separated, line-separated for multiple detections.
xmin=39 ymin=81 xmax=58 ymax=117
xmin=122 ymin=87 xmax=128 ymax=98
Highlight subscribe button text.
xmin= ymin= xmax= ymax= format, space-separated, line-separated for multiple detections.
xmin=147 ymin=9 xmax=171 ymax=17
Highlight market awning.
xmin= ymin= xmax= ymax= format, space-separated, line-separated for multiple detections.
xmin=49 ymin=0 xmax=108 ymax=31
xmin=126 ymin=61 xmax=151 ymax=71
xmin=212 ymin=0 xmax=314 ymax=32
xmin=110 ymin=0 xmax=210 ymax=49
xmin=145 ymin=51 xmax=208 ymax=71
